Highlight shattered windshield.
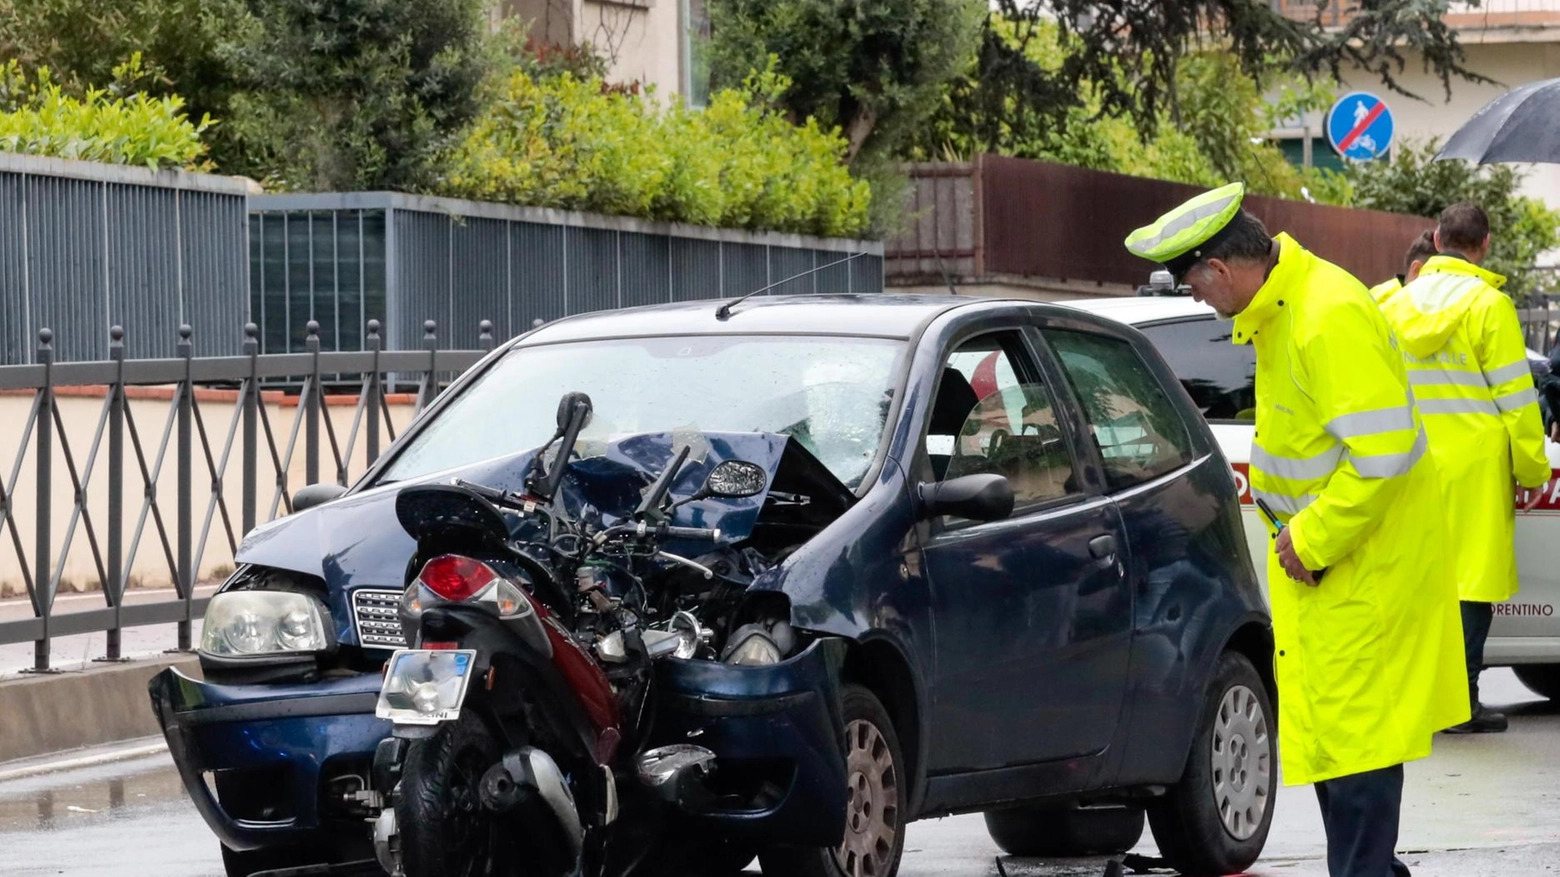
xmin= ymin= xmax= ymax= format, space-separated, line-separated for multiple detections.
xmin=379 ymin=335 xmax=904 ymax=489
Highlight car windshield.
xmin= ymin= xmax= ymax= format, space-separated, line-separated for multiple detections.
xmin=379 ymin=335 xmax=905 ymax=489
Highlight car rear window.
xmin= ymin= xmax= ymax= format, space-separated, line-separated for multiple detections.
xmin=1137 ymin=318 xmax=1256 ymax=423
xmin=1044 ymin=329 xmax=1196 ymax=492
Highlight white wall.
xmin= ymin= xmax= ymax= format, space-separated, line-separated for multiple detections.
xmin=582 ymin=0 xmax=685 ymax=99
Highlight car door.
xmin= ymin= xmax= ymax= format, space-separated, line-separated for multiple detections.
xmin=1134 ymin=316 xmax=1267 ymax=591
xmin=919 ymin=328 xmax=1132 ymax=772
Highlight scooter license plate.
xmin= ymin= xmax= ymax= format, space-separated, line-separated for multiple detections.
xmin=375 ymin=649 xmax=478 ymax=725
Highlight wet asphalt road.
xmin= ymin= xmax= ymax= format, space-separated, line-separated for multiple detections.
xmin=2 ymin=670 xmax=1558 ymax=877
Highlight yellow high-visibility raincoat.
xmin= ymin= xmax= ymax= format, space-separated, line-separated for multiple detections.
xmin=1368 ymin=276 xmax=1403 ymax=304
xmin=1378 ymin=255 xmax=1550 ymax=603
xmin=1238 ymin=234 xmax=1469 ymax=786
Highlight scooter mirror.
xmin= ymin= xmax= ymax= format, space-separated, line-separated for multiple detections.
xmin=703 ymin=460 xmax=767 ymax=498
xmin=555 ymin=391 xmax=593 ymax=434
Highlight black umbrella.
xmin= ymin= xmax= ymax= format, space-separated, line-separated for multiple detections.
xmin=1436 ymin=77 xmax=1560 ymax=164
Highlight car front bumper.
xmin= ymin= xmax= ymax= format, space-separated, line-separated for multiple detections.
xmin=148 ymin=666 xmax=390 ymax=852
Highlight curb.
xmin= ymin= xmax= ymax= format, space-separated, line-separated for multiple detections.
xmin=0 ymin=735 xmax=168 ymax=783
xmin=0 ymin=654 xmax=199 ymax=763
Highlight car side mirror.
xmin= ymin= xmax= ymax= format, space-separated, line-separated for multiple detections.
xmin=293 ymin=482 xmax=347 ymax=512
xmin=917 ymin=474 xmax=1014 ymax=522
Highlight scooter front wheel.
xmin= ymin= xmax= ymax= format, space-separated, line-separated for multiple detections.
xmin=394 ymin=714 xmax=508 ymax=877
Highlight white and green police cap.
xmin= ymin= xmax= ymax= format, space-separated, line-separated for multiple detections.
xmin=1124 ymin=182 xmax=1246 ymax=280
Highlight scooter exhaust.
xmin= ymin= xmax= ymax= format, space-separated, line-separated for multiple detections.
xmin=478 ymin=748 xmax=586 ymax=860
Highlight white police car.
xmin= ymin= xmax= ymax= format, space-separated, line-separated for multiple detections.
xmin=1064 ymin=291 xmax=1560 ymax=700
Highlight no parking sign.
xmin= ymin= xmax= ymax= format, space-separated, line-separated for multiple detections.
xmin=1327 ymin=92 xmax=1394 ymax=161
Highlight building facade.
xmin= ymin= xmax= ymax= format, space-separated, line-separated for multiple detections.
xmin=498 ymin=0 xmax=711 ymax=105
xmin=1271 ymin=0 xmax=1560 ymax=250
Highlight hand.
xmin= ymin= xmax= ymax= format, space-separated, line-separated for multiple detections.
xmin=1522 ymin=480 xmax=1546 ymax=512
xmin=1550 ymin=421 xmax=1559 ymax=443
xmin=1275 ymin=527 xmax=1318 ymax=586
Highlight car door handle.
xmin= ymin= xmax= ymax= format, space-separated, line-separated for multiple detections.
xmin=1088 ymin=534 xmax=1117 ymax=563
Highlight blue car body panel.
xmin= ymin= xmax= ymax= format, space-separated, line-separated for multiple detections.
xmin=150 ymin=294 xmax=1269 ymax=852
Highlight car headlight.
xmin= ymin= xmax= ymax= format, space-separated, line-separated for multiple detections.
xmin=201 ymin=590 xmax=332 ymax=657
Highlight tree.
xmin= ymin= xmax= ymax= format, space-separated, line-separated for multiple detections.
xmin=1323 ymin=140 xmax=1560 ymax=299
xmin=911 ymin=19 xmax=1325 ymax=200
xmin=928 ymin=1 xmax=1489 ymax=164
xmin=0 ymin=0 xmax=246 ymax=167
xmin=705 ymin=0 xmax=985 ymax=164
xmin=221 ymin=0 xmax=495 ymax=191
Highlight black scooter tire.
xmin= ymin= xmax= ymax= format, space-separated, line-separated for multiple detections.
xmin=395 ymin=714 xmax=506 ymax=877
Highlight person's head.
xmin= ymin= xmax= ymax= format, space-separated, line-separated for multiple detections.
xmin=1434 ymin=202 xmax=1491 ymax=264
xmin=1179 ymin=210 xmax=1275 ymax=319
xmin=1403 ymin=230 xmax=1439 ymax=282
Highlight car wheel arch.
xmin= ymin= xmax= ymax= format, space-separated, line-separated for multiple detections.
xmin=841 ymin=635 xmax=927 ymax=817
xmin=1222 ymin=620 xmax=1277 ymax=714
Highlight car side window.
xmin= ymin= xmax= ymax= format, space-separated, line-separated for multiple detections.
xmin=1044 ymin=329 xmax=1195 ymax=491
xmin=1137 ymin=317 xmax=1256 ymax=422
xmin=925 ymin=333 xmax=1079 ymax=507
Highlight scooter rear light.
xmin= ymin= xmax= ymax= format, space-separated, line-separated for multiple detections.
xmin=416 ymin=555 xmax=498 ymax=602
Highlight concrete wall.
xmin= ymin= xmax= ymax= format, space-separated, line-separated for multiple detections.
xmin=0 ymin=390 xmax=418 ymax=599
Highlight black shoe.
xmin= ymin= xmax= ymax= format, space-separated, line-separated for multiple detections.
xmin=1445 ymin=706 xmax=1509 ymax=734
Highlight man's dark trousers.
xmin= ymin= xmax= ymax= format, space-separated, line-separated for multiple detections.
xmin=1314 ymin=765 xmax=1410 ymax=877
xmin=1462 ymin=600 xmax=1494 ymax=696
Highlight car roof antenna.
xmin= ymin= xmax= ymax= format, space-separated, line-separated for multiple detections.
xmin=715 ymin=251 xmax=867 ymax=320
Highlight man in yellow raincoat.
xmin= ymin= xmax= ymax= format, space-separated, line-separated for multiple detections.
xmin=1127 ymin=183 xmax=1468 ymax=877
xmin=1367 ymin=231 xmax=1438 ymax=304
xmin=1378 ymin=202 xmax=1550 ymax=734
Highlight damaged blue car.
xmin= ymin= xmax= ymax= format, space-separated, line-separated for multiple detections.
xmin=150 ymin=294 xmax=1273 ymax=877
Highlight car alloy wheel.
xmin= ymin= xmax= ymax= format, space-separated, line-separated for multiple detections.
xmin=833 ymin=718 xmax=900 ymax=877
xmin=1210 ymin=683 xmax=1271 ymax=841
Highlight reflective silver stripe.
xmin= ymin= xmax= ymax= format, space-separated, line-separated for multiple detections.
xmin=1483 ymin=360 xmax=1532 ymax=386
xmin=1418 ymin=396 xmax=1499 ymax=416
xmin=1132 ymin=191 xmax=1241 ymax=254
xmin=1407 ymin=368 xmax=1485 ymax=388
xmin=1350 ymin=427 xmax=1427 ymax=478
xmin=1494 ymin=388 xmax=1537 ymax=413
xmin=1325 ymin=405 xmax=1414 ymax=440
xmin=1251 ymin=488 xmax=1314 ymax=516
xmin=1407 ymin=273 xmax=1478 ymax=313
xmin=1251 ymin=444 xmax=1342 ymax=482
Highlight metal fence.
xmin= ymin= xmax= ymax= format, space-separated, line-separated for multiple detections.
xmin=0 ymin=153 xmax=251 ymax=365
xmin=250 ymin=193 xmax=886 ymax=354
xmin=0 ymin=320 xmax=491 ymax=672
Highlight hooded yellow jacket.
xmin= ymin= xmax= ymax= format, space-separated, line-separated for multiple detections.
xmin=1238 ymin=234 xmax=1468 ymax=785
xmin=1378 ymin=255 xmax=1549 ymax=603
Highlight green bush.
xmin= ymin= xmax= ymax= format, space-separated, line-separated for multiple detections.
xmin=0 ymin=60 xmax=212 ymax=171
xmin=441 ymin=64 xmax=871 ymax=238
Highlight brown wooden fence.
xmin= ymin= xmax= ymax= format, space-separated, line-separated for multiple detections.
xmin=885 ymin=156 xmax=1435 ymax=291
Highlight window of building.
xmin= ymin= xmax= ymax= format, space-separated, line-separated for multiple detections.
xmin=682 ymin=0 xmax=712 ymax=108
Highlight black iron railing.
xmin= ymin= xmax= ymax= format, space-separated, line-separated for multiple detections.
xmin=0 ymin=319 xmax=494 ymax=672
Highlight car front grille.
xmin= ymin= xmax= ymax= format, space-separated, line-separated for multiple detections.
xmin=351 ymin=588 xmax=407 ymax=649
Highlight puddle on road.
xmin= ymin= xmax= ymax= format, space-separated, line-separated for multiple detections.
xmin=0 ymin=754 xmax=189 ymax=834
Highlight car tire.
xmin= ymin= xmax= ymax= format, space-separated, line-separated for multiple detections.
xmin=984 ymin=805 xmax=1144 ymax=857
xmin=1147 ymin=651 xmax=1275 ymax=877
xmin=1513 ymin=664 xmax=1560 ymax=701
xmin=219 ymin=843 xmax=334 ymax=877
xmin=758 ymin=684 xmax=906 ymax=877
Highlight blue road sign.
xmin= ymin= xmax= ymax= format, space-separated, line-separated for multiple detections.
xmin=1327 ymin=92 xmax=1394 ymax=161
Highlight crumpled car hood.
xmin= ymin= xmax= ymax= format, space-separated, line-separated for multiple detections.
xmin=232 ymin=432 xmax=844 ymax=646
